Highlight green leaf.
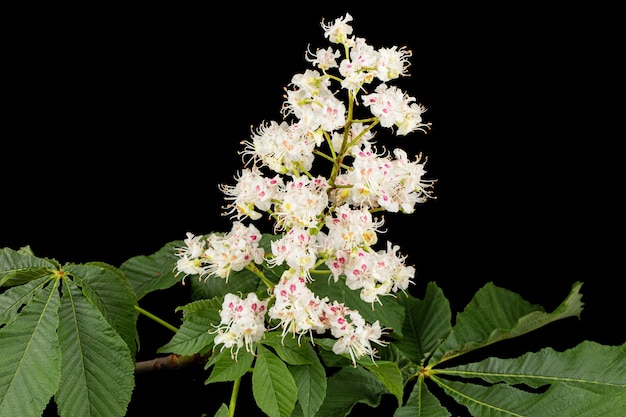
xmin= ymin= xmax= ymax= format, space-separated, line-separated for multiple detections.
xmin=315 ymin=338 xmax=355 ymax=368
xmin=431 ymin=281 xmax=584 ymax=364
xmin=395 ymin=282 xmax=451 ymax=364
xmin=119 ymin=241 xmax=181 ymax=300
xmin=67 ymin=263 xmax=139 ymax=356
xmin=315 ymin=366 xmax=389 ymax=416
xmin=55 ymin=278 xmax=135 ymax=417
xmin=363 ymin=361 xmax=404 ymax=405
xmin=394 ymin=378 xmax=451 ymax=417
xmin=213 ymin=403 xmax=230 ymax=417
xmin=252 ymin=344 xmax=298 ymax=417
xmin=289 ymin=356 xmax=327 ymax=417
xmin=261 ymin=330 xmax=317 ymax=365
xmin=0 ymin=276 xmax=50 ymax=326
xmin=435 ymin=377 xmax=540 ymax=416
xmin=158 ymin=298 xmax=222 ymax=355
xmin=435 ymin=340 xmax=626 ymax=416
xmin=206 ymin=350 xmax=255 ymax=384
xmin=0 ymin=279 xmax=61 ymax=417
xmin=436 ymin=375 xmax=626 ymax=417
xmin=378 ymin=343 xmax=419 ymax=385
xmin=190 ymin=266 xmax=263 ymax=301
xmin=448 ymin=339 xmax=626 ymax=389
xmin=0 ymin=247 xmax=57 ymax=287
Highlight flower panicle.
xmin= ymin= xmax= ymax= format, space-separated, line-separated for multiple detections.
xmin=174 ymin=13 xmax=436 ymax=364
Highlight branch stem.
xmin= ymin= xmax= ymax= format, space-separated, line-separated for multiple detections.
xmin=135 ymin=305 xmax=178 ymax=333
xmin=134 ymin=353 xmax=205 ymax=373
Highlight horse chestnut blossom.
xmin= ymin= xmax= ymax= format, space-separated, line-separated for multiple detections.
xmin=267 ymin=226 xmax=319 ymax=281
xmin=174 ymin=13 xmax=435 ymax=365
xmin=362 ymin=83 xmax=429 ymax=135
xmin=212 ymin=293 xmax=269 ymax=360
xmin=325 ymin=301 xmax=389 ymax=366
xmin=268 ymin=271 xmax=329 ymax=344
xmin=266 ymin=271 xmax=390 ymax=365
xmin=175 ymin=222 xmax=264 ymax=284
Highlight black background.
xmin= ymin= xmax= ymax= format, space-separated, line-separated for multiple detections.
xmin=4 ymin=3 xmax=623 ymax=416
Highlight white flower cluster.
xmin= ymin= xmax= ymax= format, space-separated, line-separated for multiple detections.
xmin=268 ymin=271 xmax=388 ymax=366
xmin=212 ymin=293 xmax=268 ymax=360
xmin=175 ymin=13 xmax=435 ymax=364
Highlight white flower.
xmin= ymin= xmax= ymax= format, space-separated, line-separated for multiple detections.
xmin=333 ymin=146 xmax=435 ymax=213
xmin=282 ymin=71 xmax=347 ymax=132
xmin=324 ymin=303 xmax=389 ymax=366
xmin=241 ymin=120 xmax=318 ymax=175
xmin=268 ymin=226 xmax=318 ymax=281
xmin=306 ymin=45 xmax=340 ymax=71
xmin=203 ymin=222 xmax=265 ymax=281
xmin=322 ymin=203 xmax=383 ymax=252
xmin=268 ymin=272 xmax=328 ymax=345
xmin=174 ymin=233 xmax=209 ymax=282
xmin=375 ymin=45 xmax=412 ymax=82
xmin=362 ymin=83 xmax=431 ymax=135
xmin=219 ymin=168 xmax=283 ymax=221
xmin=273 ymin=175 xmax=329 ymax=231
xmin=349 ymin=37 xmax=379 ymax=73
xmin=212 ymin=293 xmax=269 ymax=361
xmin=321 ymin=13 xmax=354 ymax=45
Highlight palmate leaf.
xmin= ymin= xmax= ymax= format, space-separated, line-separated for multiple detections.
xmin=435 ymin=340 xmax=626 ymax=416
xmin=0 ymin=249 xmax=137 ymax=417
xmin=0 ymin=278 xmax=61 ymax=417
xmin=399 ymin=282 xmax=624 ymax=416
xmin=430 ymin=281 xmax=584 ymax=365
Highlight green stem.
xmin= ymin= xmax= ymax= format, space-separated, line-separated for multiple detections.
xmin=134 ymin=305 xmax=178 ymax=333
xmin=246 ymin=263 xmax=275 ymax=289
xmin=310 ymin=268 xmax=332 ymax=275
xmin=229 ymin=377 xmax=241 ymax=417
